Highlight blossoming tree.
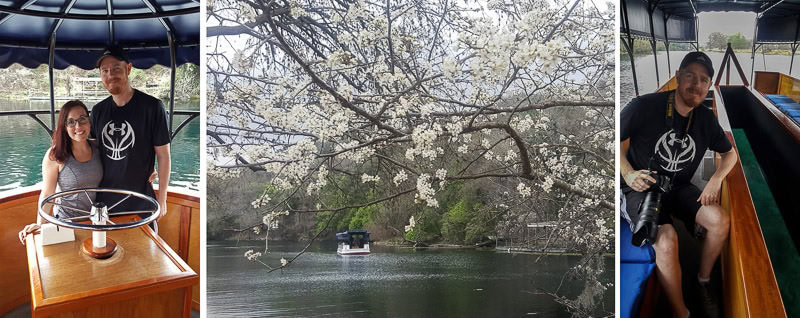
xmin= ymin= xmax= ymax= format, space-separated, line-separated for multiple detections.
xmin=208 ymin=0 xmax=614 ymax=314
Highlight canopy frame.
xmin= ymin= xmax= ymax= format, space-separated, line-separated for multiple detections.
xmin=0 ymin=0 xmax=199 ymax=139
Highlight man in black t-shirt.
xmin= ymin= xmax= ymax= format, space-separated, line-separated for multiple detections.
xmin=90 ymin=46 xmax=171 ymax=221
xmin=620 ymin=52 xmax=737 ymax=318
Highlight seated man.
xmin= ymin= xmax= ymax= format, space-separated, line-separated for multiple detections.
xmin=620 ymin=52 xmax=737 ymax=318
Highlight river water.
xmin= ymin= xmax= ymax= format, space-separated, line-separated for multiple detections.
xmin=0 ymin=99 xmax=200 ymax=192
xmin=208 ymin=241 xmax=614 ymax=317
xmin=621 ymin=51 xmax=800 ymax=105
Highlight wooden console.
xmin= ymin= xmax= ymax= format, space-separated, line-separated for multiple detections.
xmin=24 ymin=215 xmax=198 ymax=318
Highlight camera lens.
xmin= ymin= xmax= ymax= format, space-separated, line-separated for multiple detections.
xmin=632 ymin=191 xmax=662 ymax=246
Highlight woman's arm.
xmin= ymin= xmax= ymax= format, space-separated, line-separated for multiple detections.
xmin=37 ymin=147 xmax=60 ymax=224
xmin=19 ymin=148 xmax=60 ymax=244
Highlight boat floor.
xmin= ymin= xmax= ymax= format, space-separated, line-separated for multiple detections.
xmin=648 ymin=220 xmax=724 ymax=318
xmin=0 ymin=303 xmax=200 ymax=318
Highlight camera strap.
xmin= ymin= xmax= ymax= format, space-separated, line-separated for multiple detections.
xmin=666 ymin=92 xmax=693 ymax=147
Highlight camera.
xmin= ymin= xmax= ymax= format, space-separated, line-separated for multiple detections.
xmin=631 ymin=172 xmax=672 ymax=246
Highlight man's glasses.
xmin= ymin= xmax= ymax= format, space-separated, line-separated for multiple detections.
xmin=66 ymin=115 xmax=89 ymax=128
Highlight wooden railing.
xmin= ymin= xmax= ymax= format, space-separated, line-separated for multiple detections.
xmin=753 ymin=71 xmax=800 ymax=101
xmin=752 ymin=71 xmax=800 ymax=141
xmin=657 ymin=76 xmax=678 ymax=92
xmin=719 ymin=131 xmax=786 ymax=317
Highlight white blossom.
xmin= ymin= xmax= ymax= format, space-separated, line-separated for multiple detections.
xmin=361 ymin=173 xmax=381 ymax=183
xmin=404 ymin=215 xmax=416 ymax=232
xmin=245 ymin=250 xmax=262 ymax=261
xmin=393 ymin=170 xmax=408 ymax=186
xmin=414 ymin=174 xmax=438 ymax=207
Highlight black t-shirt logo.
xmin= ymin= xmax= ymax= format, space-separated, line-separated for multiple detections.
xmin=654 ymin=130 xmax=696 ymax=172
xmin=102 ymin=120 xmax=136 ymax=161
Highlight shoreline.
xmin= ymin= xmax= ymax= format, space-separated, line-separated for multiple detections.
xmin=0 ymin=95 xmax=199 ymax=103
xmin=208 ymin=238 xmax=614 ymax=257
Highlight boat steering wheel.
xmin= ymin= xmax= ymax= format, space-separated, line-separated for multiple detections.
xmin=38 ymin=188 xmax=160 ymax=231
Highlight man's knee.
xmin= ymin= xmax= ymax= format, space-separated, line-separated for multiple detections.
xmin=699 ymin=205 xmax=730 ymax=236
xmin=653 ymin=224 xmax=679 ymax=258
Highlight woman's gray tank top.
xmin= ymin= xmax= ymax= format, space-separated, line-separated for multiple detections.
xmin=54 ymin=142 xmax=103 ymax=219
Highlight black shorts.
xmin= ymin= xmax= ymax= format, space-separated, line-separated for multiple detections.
xmin=622 ymin=183 xmax=703 ymax=228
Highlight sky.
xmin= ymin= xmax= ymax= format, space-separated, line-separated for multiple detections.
xmin=697 ymin=12 xmax=757 ymax=42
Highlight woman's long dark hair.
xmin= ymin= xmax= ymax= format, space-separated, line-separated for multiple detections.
xmin=50 ymin=100 xmax=89 ymax=163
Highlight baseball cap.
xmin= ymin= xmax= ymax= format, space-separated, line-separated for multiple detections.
xmin=96 ymin=45 xmax=130 ymax=68
xmin=679 ymin=51 xmax=714 ymax=79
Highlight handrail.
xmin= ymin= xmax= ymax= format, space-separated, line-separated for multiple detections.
xmin=713 ymin=85 xmax=786 ymax=317
xmin=720 ymin=131 xmax=787 ymax=317
xmin=0 ymin=6 xmax=199 ymax=21
xmin=0 ymin=109 xmax=199 ymax=139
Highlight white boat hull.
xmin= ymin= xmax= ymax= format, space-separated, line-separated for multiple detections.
xmin=337 ymin=243 xmax=370 ymax=255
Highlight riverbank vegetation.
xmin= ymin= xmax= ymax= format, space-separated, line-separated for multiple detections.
xmin=621 ymin=32 xmax=794 ymax=60
xmin=0 ymin=63 xmax=199 ymax=101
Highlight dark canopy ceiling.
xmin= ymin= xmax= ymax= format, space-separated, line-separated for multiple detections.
xmin=0 ymin=0 xmax=199 ymax=69
xmin=623 ymin=0 xmax=800 ymax=43
xmin=654 ymin=0 xmax=800 ymax=19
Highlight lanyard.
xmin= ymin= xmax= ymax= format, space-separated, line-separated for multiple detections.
xmin=666 ymin=91 xmax=693 ymax=147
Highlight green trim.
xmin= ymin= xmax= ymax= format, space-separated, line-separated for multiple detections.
xmin=732 ymin=129 xmax=800 ymax=316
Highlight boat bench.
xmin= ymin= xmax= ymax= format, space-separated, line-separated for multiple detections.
xmin=620 ymin=217 xmax=656 ymax=318
xmin=764 ymin=94 xmax=800 ymax=124
xmin=733 ymin=129 xmax=800 ymax=316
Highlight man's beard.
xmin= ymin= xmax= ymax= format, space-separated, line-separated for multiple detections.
xmin=104 ymin=82 xmax=124 ymax=95
xmin=678 ymin=88 xmax=704 ymax=109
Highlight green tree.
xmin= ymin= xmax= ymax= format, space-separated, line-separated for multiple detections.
xmin=728 ymin=33 xmax=751 ymax=50
xmin=707 ymin=32 xmax=728 ymax=50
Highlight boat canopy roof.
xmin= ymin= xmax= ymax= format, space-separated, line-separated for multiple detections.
xmin=336 ymin=230 xmax=370 ymax=241
xmin=622 ymin=0 xmax=800 ymax=44
xmin=0 ymin=0 xmax=199 ymax=70
xmin=655 ymin=0 xmax=800 ymax=19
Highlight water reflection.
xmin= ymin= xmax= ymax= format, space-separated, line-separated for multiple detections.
xmin=208 ymin=241 xmax=614 ymax=317
xmin=0 ymin=99 xmax=200 ymax=191
xmin=621 ymin=51 xmax=799 ymax=105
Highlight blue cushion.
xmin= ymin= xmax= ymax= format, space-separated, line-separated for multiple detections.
xmin=621 ymin=262 xmax=656 ymax=318
xmin=621 ymin=219 xmax=656 ymax=263
xmin=777 ymin=104 xmax=800 ymax=112
xmin=620 ymin=218 xmax=656 ymax=318
xmin=784 ymin=109 xmax=800 ymax=117
xmin=766 ymin=94 xmax=795 ymax=104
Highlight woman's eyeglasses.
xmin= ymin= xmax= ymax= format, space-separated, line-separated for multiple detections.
xmin=66 ymin=115 xmax=89 ymax=128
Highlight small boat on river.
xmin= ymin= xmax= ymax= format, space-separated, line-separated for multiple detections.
xmin=336 ymin=230 xmax=370 ymax=256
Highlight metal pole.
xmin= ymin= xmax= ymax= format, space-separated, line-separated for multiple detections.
xmin=751 ymin=15 xmax=759 ymax=84
xmin=48 ymin=36 xmax=55 ymax=135
xmin=648 ymin=3 xmax=660 ymax=88
xmin=791 ymin=22 xmax=800 ymax=75
xmin=695 ymin=16 xmax=699 ymax=51
xmin=621 ymin=0 xmax=639 ymax=96
xmin=726 ymin=46 xmax=730 ymax=85
xmin=168 ymin=32 xmax=176 ymax=139
xmin=664 ymin=15 xmax=671 ymax=74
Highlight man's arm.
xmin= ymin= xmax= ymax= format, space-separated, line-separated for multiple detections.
xmin=155 ymin=144 xmax=171 ymax=219
xmin=698 ymin=148 xmax=737 ymax=205
xmin=620 ymin=138 xmax=656 ymax=192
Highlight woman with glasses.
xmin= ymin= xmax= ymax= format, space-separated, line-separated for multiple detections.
xmin=18 ymin=100 xmax=103 ymax=244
